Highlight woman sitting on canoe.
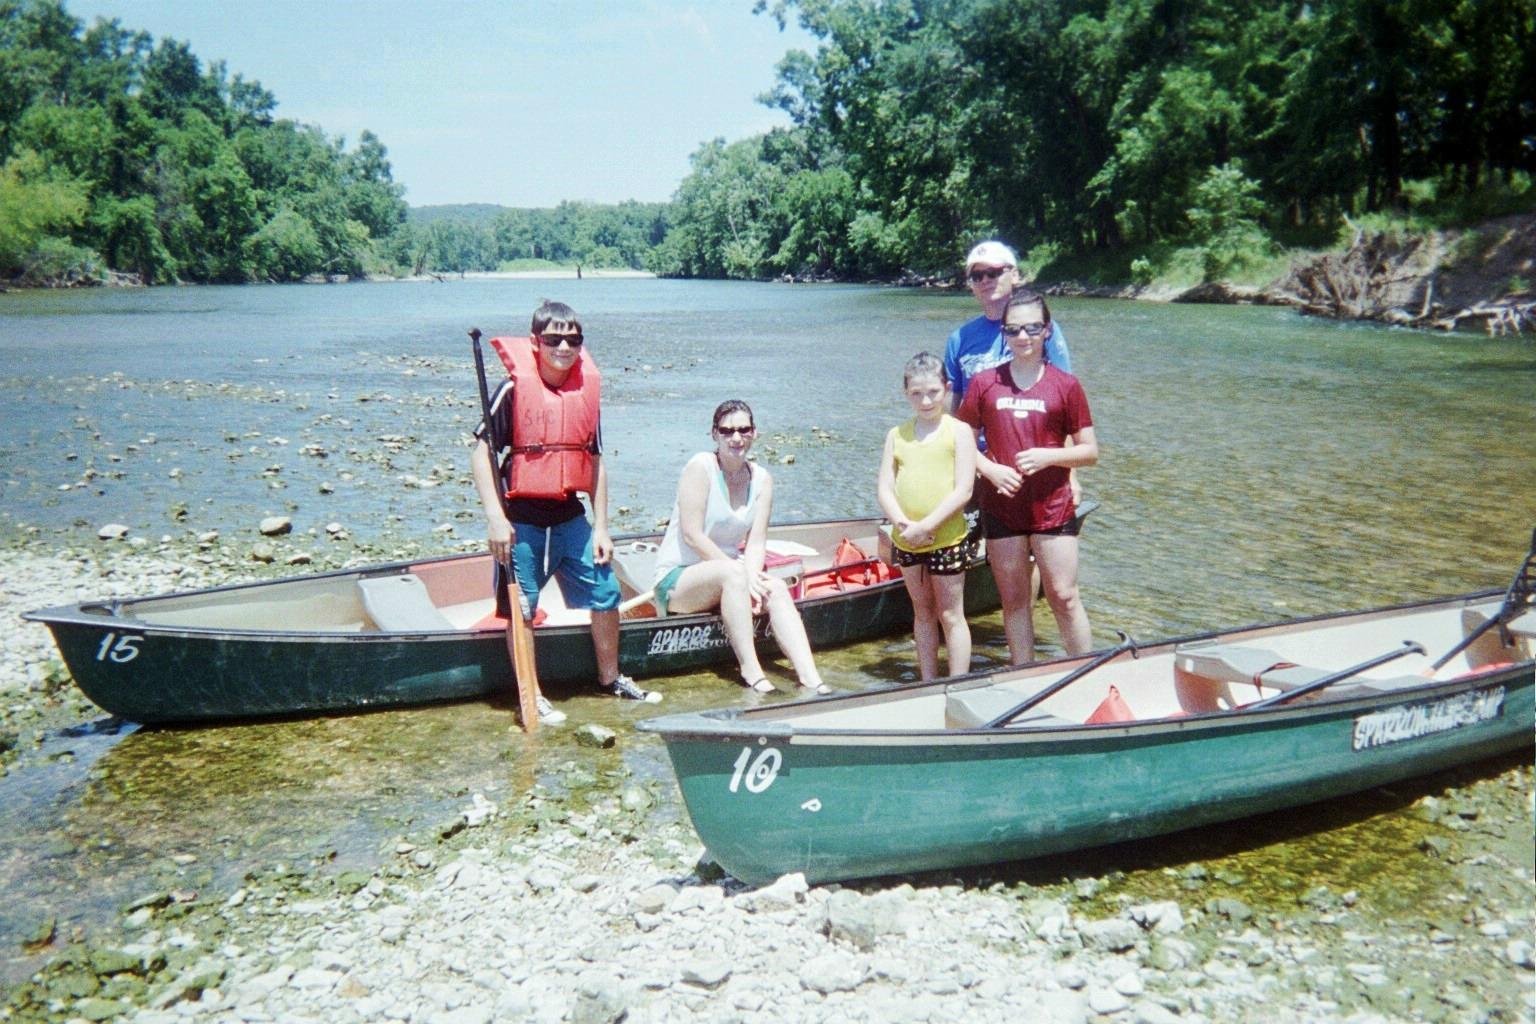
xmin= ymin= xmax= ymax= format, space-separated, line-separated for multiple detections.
xmin=651 ymin=400 xmax=830 ymax=694
xmin=956 ymin=285 xmax=1098 ymax=662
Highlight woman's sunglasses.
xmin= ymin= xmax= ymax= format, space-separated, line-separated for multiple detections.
xmin=538 ymin=332 xmax=584 ymax=348
xmin=1001 ymin=321 xmax=1049 ymax=338
xmin=715 ymin=425 xmax=755 ymax=437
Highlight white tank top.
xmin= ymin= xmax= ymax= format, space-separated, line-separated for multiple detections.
xmin=653 ymin=455 xmax=763 ymax=585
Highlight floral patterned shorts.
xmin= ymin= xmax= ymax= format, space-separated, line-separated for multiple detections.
xmin=892 ymin=536 xmax=980 ymax=576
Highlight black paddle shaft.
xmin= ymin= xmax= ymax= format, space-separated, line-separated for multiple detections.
xmin=469 ymin=328 xmax=528 ymax=612
xmin=986 ymin=630 xmax=1137 ymax=729
xmin=1248 ymin=640 xmax=1426 ymax=710
xmin=1429 ymin=527 xmax=1536 ymax=671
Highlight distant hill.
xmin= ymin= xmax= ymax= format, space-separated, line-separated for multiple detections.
xmin=407 ymin=204 xmax=509 ymax=225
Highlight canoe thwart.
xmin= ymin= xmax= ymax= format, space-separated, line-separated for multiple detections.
xmin=1247 ymin=640 xmax=1425 ymax=710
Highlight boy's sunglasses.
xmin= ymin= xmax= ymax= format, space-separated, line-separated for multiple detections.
xmin=1001 ymin=322 xmax=1049 ymax=338
xmin=966 ymin=266 xmax=1009 ymax=284
xmin=715 ymin=425 xmax=755 ymax=437
xmin=538 ymin=332 xmax=584 ymax=348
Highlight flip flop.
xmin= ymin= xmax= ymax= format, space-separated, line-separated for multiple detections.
xmin=745 ymin=678 xmax=775 ymax=693
xmin=800 ymin=682 xmax=832 ymax=696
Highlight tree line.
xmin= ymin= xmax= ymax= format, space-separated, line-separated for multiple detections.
xmin=5 ymin=0 xmax=1531 ymax=287
xmin=658 ymin=0 xmax=1535 ymax=283
xmin=0 ymin=0 xmax=411 ymax=284
xmin=392 ymin=201 xmax=671 ymax=276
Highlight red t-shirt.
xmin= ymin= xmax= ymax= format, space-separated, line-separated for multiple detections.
xmin=956 ymin=362 xmax=1093 ymax=531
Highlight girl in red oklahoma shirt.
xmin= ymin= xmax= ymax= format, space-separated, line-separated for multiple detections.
xmin=956 ymin=285 xmax=1098 ymax=663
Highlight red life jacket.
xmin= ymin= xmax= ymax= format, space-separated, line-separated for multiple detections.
xmin=490 ymin=336 xmax=601 ymax=500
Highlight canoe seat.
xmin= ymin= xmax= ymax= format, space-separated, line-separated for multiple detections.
xmin=611 ymin=541 xmax=658 ymax=598
xmin=945 ymin=687 xmax=1073 ymax=730
xmin=1462 ymin=607 xmax=1536 ymax=665
xmin=358 ymin=574 xmax=454 ymax=632
xmin=1173 ymin=643 xmax=1326 ymax=692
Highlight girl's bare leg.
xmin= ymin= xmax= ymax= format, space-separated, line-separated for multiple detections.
xmin=987 ymin=534 xmax=1037 ymax=664
xmin=1032 ymin=533 xmax=1091 ymax=655
xmin=901 ymin=564 xmax=941 ymax=681
xmin=932 ymin=570 xmax=971 ymax=677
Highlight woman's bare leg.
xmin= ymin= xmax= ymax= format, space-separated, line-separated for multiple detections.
xmin=665 ymin=561 xmax=767 ymax=684
xmin=763 ymin=578 xmax=824 ymax=688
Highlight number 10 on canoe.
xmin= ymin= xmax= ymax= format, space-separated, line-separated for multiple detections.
xmin=728 ymin=746 xmax=782 ymax=794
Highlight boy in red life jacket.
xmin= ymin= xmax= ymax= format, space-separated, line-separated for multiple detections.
xmin=471 ymin=301 xmax=660 ymax=720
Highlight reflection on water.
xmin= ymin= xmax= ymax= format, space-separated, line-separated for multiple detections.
xmin=1 ymin=280 xmax=1533 ymax=970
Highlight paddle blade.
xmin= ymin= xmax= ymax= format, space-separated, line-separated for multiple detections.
xmin=507 ymin=585 xmax=540 ymax=732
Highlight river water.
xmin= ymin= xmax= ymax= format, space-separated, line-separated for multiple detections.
xmin=1 ymin=279 xmax=1533 ymax=976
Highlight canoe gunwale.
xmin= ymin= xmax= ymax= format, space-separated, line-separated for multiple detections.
xmin=638 ymin=586 xmax=1523 ymax=744
xmin=20 ymin=514 xmax=901 ymax=637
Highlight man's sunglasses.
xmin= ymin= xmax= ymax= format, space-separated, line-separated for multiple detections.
xmin=1001 ymin=321 xmax=1049 ymax=338
xmin=967 ymin=266 xmax=1009 ymax=284
xmin=538 ymin=332 xmax=584 ymax=348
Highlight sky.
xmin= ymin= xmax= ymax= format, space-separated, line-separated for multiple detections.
xmin=63 ymin=0 xmax=819 ymax=208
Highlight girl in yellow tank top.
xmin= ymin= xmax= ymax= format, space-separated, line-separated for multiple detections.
xmin=877 ymin=353 xmax=979 ymax=681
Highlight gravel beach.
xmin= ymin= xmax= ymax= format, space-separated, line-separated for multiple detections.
xmin=1 ymin=537 xmax=1533 ymax=1024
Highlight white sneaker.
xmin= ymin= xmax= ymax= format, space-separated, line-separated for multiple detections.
xmin=532 ymin=694 xmax=567 ymax=725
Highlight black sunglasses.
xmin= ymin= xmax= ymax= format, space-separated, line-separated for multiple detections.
xmin=967 ymin=266 xmax=1009 ymax=284
xmin=1001 ymin=321 xmax=1049 ymax=338
xmin=538 ymin=332 xmax=584 ymax=348
xmin=715 ymin=424 xmax=755 ymax=437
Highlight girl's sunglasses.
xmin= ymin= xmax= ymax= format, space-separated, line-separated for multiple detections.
xmin=1002 ymin=322 xmax=1049 ymax=338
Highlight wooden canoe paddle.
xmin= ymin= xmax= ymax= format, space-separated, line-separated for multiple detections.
xmin=470 ymin=328 xmax=541 ymax=732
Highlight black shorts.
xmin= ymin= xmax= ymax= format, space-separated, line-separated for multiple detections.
xmin=892 ymin=535 xmax=980 ymax=575
xmin=980 ymin=510 xmax=1083 ymax=541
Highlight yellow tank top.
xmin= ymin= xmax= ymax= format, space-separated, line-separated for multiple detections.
xmin=890 ymin=414 xmax=968 ymax=552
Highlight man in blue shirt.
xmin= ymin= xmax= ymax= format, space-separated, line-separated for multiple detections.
xmin=944 ymin=240 xmax=1071 ymax=409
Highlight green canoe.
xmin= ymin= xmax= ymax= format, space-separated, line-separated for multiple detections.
xmin=639 ymin=589 xmax=1534 ymax=885
xmin=24 ymin=516 xmax=998 ymax=724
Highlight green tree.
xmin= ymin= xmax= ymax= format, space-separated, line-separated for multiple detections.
xmin=0 ymin=146 xmax=85 ymax=274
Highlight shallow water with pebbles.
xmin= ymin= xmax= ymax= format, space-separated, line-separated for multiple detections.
xmin=0 ymin=281 xmax=1532 ymax=1018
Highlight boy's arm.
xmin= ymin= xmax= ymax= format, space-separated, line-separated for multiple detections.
xmin=472 ymin=437 xmax=513 ymax=562
xmin=589 ymin=454 xmax=611 ymax=565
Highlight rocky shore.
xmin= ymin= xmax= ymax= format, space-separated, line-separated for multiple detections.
xmin=1 ymin=536 xmax=1533 ymax=1024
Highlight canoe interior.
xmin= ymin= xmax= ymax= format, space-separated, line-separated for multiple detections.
xmin=662 ymin=594 xmax=1535 ymax=735
xmin=86 ymin=517 xmax=899 ymax=635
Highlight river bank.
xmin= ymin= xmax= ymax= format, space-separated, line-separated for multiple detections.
xmin=1 ymin=535 xmax=1532 ymax=1024
xmin=11 ymin=215 xmax=1531 ymax=337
